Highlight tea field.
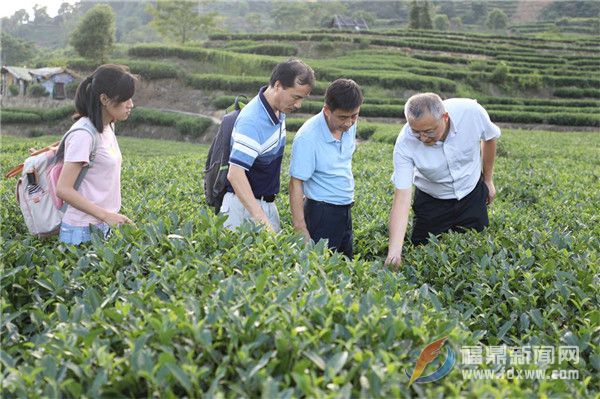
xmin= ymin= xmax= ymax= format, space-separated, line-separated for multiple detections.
xmin=1 ymin=129 xmax=598 ymax=398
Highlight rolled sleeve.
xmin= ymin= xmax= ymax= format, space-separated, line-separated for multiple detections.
xmin=392 ymin=146 xmax=414 ymax=189
xmin=476 ymin=102 xmax=501 ymax=141
xmin=64 ymin=130 xmax=93 ymax=166
xmin=289 ymin=136 xmax=315 ymax=181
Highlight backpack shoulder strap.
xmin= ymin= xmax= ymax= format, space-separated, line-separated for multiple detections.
xmin=234 ymin=95 xmax=247 ymax=111
xmin=55 ymin=118 xmax=100 ymax=167
xmin=55 ymin=120 xmax=100 ymax=213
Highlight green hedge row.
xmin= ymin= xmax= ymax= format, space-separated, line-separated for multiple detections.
xmin=128 ymin=45 xmax=277 ymax=76
xmin=485 ymin=105 xmax=600 ymax=114
xmin=210 ymin=96 xmax=253 ymax=109
xmin=67 ymin=59 xmax=181 ymax=80
xmin=1 ymin=111 xmax=42 ymax=124
xmin=299 ymin=101 xmax=405 ymax=118
xmin=229 ymin=43 xmax=298 ymax=57
xmin=1 ymin=106 xmax=74 ymax=123
xmin=187 ymin=74 xmax=328 ymax=95
xmin=316 ymin=68 xmax=457 ymax=92
xmin=554 ymin=87 xmax=600 ymax=99
xmin=488 ymin=110 xmax=600 ymax=126
xmin=1 ymin=106 xmax=213 ymax=137
xmin=478 ymin=97 xmax=600 ymax=108
xmin=284 ymin=117 xmax=379 ymax=140
xmin=212 ymin=96 xmax=599 ymax=127
xmin=124 ymin=108 xmax=213 ymax=137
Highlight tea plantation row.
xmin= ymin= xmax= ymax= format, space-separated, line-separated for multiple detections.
xmin=1 ymin=129 xmax=598 ymax=398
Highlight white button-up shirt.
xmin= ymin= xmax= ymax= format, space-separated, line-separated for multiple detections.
xmin=392 ymin=98 xmax=501 ymax=200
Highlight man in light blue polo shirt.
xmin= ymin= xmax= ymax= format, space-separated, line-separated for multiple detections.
xmin=289 ymin=79 xmax=364 ymax=258
xmin=386 ymin=92 xmax=501 ymax=267
xmin=222 ymin=59 xmax=315 ymax=231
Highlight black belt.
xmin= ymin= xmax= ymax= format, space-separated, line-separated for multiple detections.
xmin=255 ymin=194 xmax=276 ymax=202
xmin=306 ymin=198 xmax=353 ymax=208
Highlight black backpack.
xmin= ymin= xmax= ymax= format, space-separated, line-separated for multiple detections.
xmin=204 ymin=96 xmax=246 ymax=213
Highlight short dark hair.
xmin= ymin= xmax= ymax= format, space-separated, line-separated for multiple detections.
xmin=74 ymin=64 xmax=136 ymax=133
xmin=325 ymin=78 xmax=364 ymax=112
xmin=269 ymin=58 xmax=315 ymax=89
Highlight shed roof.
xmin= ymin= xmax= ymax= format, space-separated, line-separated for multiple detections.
xmin=29 ymin=67 xmax=75 ymax=79
xmin=1 ymin=66 xmax=33 ymax=81
xmin=331 ymin=15 xmax=369 ymax=30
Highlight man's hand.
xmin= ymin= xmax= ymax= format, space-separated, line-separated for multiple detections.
xmin=385 ymin=249 xmax=402 ymax=268
xmin=484 ymin=180 xmax=496 ymax=205
xmin=294 ymin=225 xmax=311 ymax=242
xmin=254 ymin=215 xmax=275 ymax=232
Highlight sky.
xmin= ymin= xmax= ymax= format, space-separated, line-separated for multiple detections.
xmin=0 ymin=0 xmax=78 ymax=19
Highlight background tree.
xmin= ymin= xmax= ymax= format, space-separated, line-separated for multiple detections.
xmin=0 ymin=33 xmax=35 ymax=65
xmin=490 ymin=61 xmax=509 ymax=84
xmin=271 ymin=1 xmax=310 ymax=31
xmin=451 ymin=16 xmax=463 ymax=30
xmin=420 ymin=1 xmax=433 ymax=29
xmin=147 ymin=0 xmax=217 ymax=44
xmin=245 ymin=12 xmax=265 ymax=32
xmin=409 ymin=0 xmax=433 ymax=30
xmin=1 ymin=9 xmax=30 ymax=33
xmin=70 ymin=4 xmax=116 ymax=63
xmin=464 ymin=0 xmax=488 ymax=24
xmin=409 ymin=0 xmax=420 ymax=29
xmin=306 ymin=1 xmax=348 ymax=28
xmin=486 ymin=9 xmax=509 ymax=30
xmin=32 ymin=5 xmax=51 ymax=24
xmin=434 ymin=14 xmax=450 ymax=31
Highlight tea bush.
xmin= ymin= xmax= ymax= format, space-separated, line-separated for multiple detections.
xmin=1 ymin=130 xmax=598 ymax=398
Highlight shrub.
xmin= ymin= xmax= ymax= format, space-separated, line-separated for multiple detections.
xmin=126 ymin=60 xmax=181 ymax=80
xmin=546 ymin=112 xmax=600 ymax=127
xmin=489 ymin=62 xmax=509 ymax=84
xmin=315 ymin=38 xmax=334 ymax=53
xmin=28 ymin=129 xmax=45 ymax=137
xmin=28 ymin=84 xmax=49 ymax=97
xmin=211 ymin=96 xmax=251 ymax=110
xmin=233 ymin=44 xmax=298 ymax=57
xmin=187 ymin=74 xmax=327 ymax=95
xmin=357 ymin=38 xmax=371 ymax=49
xmin=0 ymin=111 xmax=42 ymax=124
xmin=554 ymin=87 xmax=600 ymax=99
xmin=285 ymin=118 xmax=306 ymax=132
xmin=8 ymin=84 xmax=19 ymax=96
xmin=65 ymin=80 xmax=80 ymax=99
xmin=357 ymin=125 xmax=377 ymax=140
xmin=518 ymin=73 xmax=543 ymax=91
xmin=175 ymin=117 xmax=213 ymax=137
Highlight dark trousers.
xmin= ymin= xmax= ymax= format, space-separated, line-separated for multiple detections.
xmin=411 ymin=179 xmax=489 ymax=245
xmin=304 ymin=198 xmax=353 ymax=258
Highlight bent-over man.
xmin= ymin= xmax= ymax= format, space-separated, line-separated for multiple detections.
xmin=386 ymin=92 xmax=500 ymax=266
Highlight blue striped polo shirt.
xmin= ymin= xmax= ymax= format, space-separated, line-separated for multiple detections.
xmin=227 ymin=86 xmax=286 ymax=197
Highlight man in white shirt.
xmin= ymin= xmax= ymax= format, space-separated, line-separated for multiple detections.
xmin=386 ymin=92 xmax=501 ymax=267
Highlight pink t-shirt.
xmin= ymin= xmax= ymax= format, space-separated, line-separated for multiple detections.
xmin=61 ymin=119 xmax=122 ymax=226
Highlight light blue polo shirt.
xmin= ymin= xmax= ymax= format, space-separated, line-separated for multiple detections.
xmin=290 ymin=111 xmax=356 ymax=205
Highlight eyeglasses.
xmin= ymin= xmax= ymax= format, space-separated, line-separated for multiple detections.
xmin=409 ymin=118 xmax=444 ymax=139
xmin=410 ymin=130 xmax=438 ymax=138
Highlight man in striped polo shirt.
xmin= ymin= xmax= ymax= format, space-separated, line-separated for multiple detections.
xmin=221 ymin=59 xmax=315 ymax=231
